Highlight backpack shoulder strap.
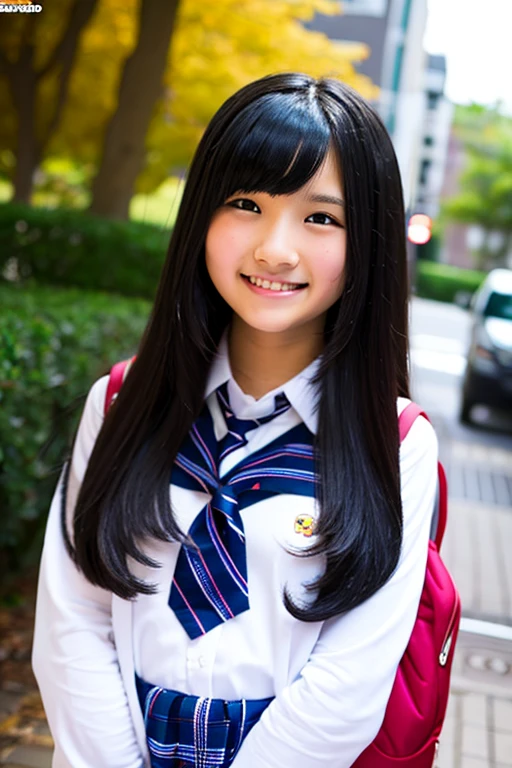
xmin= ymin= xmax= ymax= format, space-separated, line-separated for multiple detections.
xmin=104 ymin=358 xmax=134 ymax=416
xmin=398 ymin=402 xmax=447 ymax=551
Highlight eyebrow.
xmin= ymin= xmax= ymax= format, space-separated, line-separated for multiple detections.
xmin=307 ymin=193 xmax=345 ymax=208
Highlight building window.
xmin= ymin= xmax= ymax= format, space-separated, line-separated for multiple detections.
xmin=340 ymin=0 xmax=387 ymax=16
xmin=424 ymin=135 xmax=434 ymax=147
xmin=419 ymin=159 xmax=432 ymax=186
xmin=427 ymin=91 xmax=440 ymax=110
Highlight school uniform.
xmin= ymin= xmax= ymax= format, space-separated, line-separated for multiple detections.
xmin=33 ymin=332 xmax=438 ymax=768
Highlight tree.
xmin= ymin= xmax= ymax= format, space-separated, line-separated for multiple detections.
xmin=136 ymin=0 xmax=376 ymax=195
xmin=443 ymin=105 xmax=512 ymax=270
xmin=0 ymin=0 xmax=99 ymax=202
xmin=88 ymin=0 xmax=180 ymax=219
xmin=0 ymin=0 xmax=377 ymax=216
xmin=88 ymin=0 xmax=377 ymax=218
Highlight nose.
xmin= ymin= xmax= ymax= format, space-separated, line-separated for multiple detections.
xmin=253 ymin=222 xmax=300 ymax=272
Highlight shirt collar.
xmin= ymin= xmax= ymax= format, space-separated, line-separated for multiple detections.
xmin=205 ymin=331 xmax=321 ymax=435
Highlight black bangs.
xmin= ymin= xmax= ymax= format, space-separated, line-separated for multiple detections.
xmin=214 ymin=91 xmax=332 ymax=201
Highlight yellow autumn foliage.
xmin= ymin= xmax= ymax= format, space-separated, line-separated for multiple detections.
xmin=0 ymin=0 xmax=377 ymax=194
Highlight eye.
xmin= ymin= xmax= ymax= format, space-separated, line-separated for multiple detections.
xmin=227 ymin=198 xmax=260 ymax=213
xmin=306 ymin=212 xmax=342 ymax=227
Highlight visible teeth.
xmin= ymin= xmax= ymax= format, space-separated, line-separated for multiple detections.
xmin=248 ymin=275 xmax=301 ymax=292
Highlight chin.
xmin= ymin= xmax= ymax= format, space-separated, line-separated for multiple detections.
xmin=236 ymin=312 xmax=311 ymax=337
xmin=243 ymin=322 xmax=295 ymax=335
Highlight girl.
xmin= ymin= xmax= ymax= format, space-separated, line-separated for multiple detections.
xmin=33 ymin=73 xmax=438 ymax=768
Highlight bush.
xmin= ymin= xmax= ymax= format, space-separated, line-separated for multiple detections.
xmin=0 ymin=284 xmax=150 ymax=583
xmin=415 ymin=260 xmax=486 ymax=303
xmin=0 ymin=202 xmax=170 ymax=300
xmin=416 ymin=232 xmax=441 ymax=263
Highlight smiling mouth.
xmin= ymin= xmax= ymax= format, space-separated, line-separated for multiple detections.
xmin=242 ymin=274 xmax=308 ymax=292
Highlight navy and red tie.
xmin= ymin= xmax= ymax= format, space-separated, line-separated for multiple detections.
xmin=168 ymin=381 xmax=317 ymax=639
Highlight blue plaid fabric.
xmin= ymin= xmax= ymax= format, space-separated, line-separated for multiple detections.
xmin=168 ymin=385 xmax=317 ymax=639
xmin=136 ymin=675 xmax=273 ymax=768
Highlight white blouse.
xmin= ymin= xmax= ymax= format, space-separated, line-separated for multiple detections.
xmin=33 ymin=335 xmax=438 ymax=768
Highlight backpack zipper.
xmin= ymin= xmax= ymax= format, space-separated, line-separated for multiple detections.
xmin=432 ymin=739 xmax=439 ymax=766
xmin=439 ymin=592 xmax=460 ymax=666
xmin=439 ymin=633 xmax=453 ymax=666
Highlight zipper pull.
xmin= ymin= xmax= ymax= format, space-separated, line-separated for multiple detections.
xmin=439 ymin=631 xmax=453 ymax=666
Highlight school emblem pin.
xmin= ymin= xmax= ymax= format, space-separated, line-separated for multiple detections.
xmin=294 ymin=514 xmax=315 ymax=537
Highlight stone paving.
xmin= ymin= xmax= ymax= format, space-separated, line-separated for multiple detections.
xmin=439 ymin=686 xmax=512 ymax=768
xmin=439 ymin=630 xmax=512 ymax=768
xmin=0 ymin=690 xmax=51 ymax=768
xmin=448 ymin=443 xmax=512 ymax=508
xmin=435 ymin=430 xmax=512 ymax=767
xmin=443 ymin=500 xmax=512 ymax=626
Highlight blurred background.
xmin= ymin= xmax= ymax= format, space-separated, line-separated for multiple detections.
xmin=0 ymin=1 xmax=511 ymax=766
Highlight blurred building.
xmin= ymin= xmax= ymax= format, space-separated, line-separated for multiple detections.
xmin=437 ymin=120 xmax=472 ymax=268
xmin=308 ymin=0 xmax=430 ymax=209
xmin=415 ymin=55 xmax=454 ymax=219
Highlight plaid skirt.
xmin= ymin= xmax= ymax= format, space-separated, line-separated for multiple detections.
xmin=136 ymin=675 xmax=273 ymax=768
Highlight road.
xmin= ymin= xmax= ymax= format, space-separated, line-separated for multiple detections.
xmin=411 ymin=297 xmax=512 ymax=507
xmin=410 ymin=297 xmax=512 ymax=448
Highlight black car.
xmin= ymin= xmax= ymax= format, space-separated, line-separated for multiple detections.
xmin=460 ymin=269 xmax=512 ymax=424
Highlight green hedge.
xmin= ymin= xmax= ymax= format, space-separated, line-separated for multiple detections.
xmin=415 ymin=260 xmax=486 ymax=303
xmin=416 ymin=232 xmax=441 ymax=263
xmin=0 ymin=203 xmax=170 ymax=300
xmin=0 ymin=284 xmax=150 ymax=583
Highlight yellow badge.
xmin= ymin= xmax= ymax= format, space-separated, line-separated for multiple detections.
xmin=294 ymin=515 xmax=315 ymax=537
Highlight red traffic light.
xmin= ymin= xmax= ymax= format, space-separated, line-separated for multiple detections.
xmin=408 ymin=214 xmax=432 ymax=245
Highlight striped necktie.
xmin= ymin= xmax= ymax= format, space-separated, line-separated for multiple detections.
xmin=215 ymin=381 xmax=291 ymax=460
xmin=168 ymin=382 xmax=317 ymax=639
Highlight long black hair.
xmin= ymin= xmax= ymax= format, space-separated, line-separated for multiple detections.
xmin=70 ymin=73 xmax=410 ymax=621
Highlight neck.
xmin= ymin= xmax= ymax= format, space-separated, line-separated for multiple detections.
xmin=228 ymin=318 xmax=324 ymax=399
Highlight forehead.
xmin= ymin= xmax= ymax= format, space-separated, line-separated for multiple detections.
xmin=300 ymin=148 xmax=343 ymax=195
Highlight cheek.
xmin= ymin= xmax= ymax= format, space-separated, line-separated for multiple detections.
xmin=313 ymin=238 xmax=347 ymax=296
xmin=205 ymin=216 xmax=246 ymax=275
xmin=205 ymin=219 xmax=226 ymax=276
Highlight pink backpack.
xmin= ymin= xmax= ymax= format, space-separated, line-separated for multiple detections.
xmin=105 ymin=364 xmax=461 ymax=767
xmin=353 ymin=402 xmax=461 ymax=767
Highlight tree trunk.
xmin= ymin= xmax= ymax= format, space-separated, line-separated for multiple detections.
xmin=37 ymin=0 xmax=100 ymax=152
xmin=0 ymin=0 xmax=98 ymax=203
xmin=11 ymin=45 xmax=38 ymax=203
xmin=89 ymin=0 xmax=180 ymax=220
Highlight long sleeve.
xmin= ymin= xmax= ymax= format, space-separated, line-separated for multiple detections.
xmin=32 ymin=377 xmax=145 ymax=768
xmin=231 ymin=415 xmax=438 ymax=768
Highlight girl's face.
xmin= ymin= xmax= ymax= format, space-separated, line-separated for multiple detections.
xmin=205 ymin=147 xmax=347 ymax=342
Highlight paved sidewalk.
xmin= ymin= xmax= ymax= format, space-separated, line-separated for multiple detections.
xmin=439 ymin=686 xmax=512 ymax=768
xmin=438 ymin=629 xmax=512 ymax=768
xmin=443 ymin=499 xmax=512 ymax=626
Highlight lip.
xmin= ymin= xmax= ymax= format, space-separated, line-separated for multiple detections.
xmin=241 ymin=274 xmax=308 ymax=297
